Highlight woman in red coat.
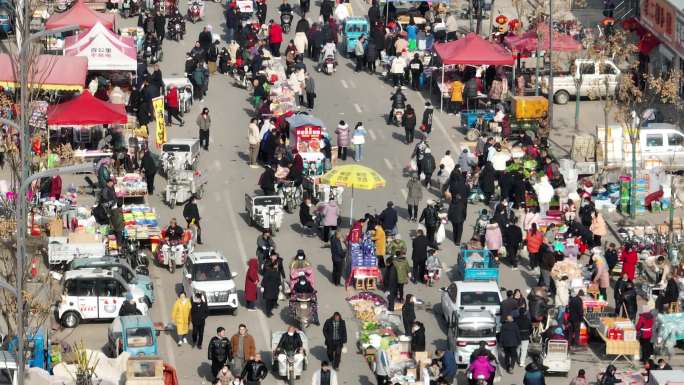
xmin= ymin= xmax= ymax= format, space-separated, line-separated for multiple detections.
xmin=245 ymin=258 xmax=260 ymax=310
xmin=621 ymin=245 xmax=638 ymax=281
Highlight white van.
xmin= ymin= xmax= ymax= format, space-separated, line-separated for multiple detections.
xmin=58 ymin=268 xmax=148 ymax=328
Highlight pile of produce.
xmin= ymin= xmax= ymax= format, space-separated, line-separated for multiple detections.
xmin=347 ymin=292 xmax=386 ymax=322
xmin=550 ymin=259 xmax=582 ymax=280
xmin=358 ymin=321 xmax=398 ymax=349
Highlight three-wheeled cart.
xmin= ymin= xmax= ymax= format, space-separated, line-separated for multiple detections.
xmin=164 ymin=169 xmax=207 ymax=209
xmin=456 ymin=248 xmax=499 ymax=281
xmin=245 ymin=194 xmax=283 ymax=233
xmin=543 ymin=339 xmax=570 ymax=375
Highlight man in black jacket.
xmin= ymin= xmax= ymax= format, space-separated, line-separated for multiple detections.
xmin=320 ymin=0 xmax=333 ymax=22
xmin=419 ymin=200 xmax=439 ymax=247
xmin=500 ymin=315 xmax=521 ymax=373
xmin=208 ymin=327 xmax=232 ymax=380
xmin=503 ymin=218 xmax=523 ymax=269
xmin=330 ymin=231 xmax=345 ymax=286
xmin=183 ymin=196 xmax=202 ymax=244
xmin=568 ymin=290 xmax=584 ymax=348
xmin=118 ymin=294 xmax=142 ymax=316
xmin=378 ymin=201 xmax=398 ymax=235
xmin=241 ymin=353 xmax=268 ymax=385
xmin=259 ymin=164 xmax=276 ymax=195
xmin=276 ymin=326 xmax=305 ymax=371
xmin=322 ymin=312 xmax=347 ymax=369
xmin=411 ymin=229 xmax=428 ymax=283
xmin=140 ymin=149 xmax=158 ymax=195
xmin=516 ymin=307 xmax=532 ymax=367
xmin=191 ymin=292 xmax=209 ymax=349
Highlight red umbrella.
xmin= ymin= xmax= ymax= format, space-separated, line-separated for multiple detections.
xmin=504 ymin=23 xmax=582 ymax=53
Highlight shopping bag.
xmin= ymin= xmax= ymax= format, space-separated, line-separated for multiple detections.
xmin=435 ymin=223 xmax=445 ymax=244
xmin=409 ymin=158 xmax=418 ymax=171
xmin=419 ymin=172 xmax=425 ymax=181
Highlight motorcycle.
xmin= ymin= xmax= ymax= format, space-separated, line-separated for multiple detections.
xmin=391 ymin=107 xmax=404 ymax=126
xmin=280 ymin=11 xmax=293 ymax=33
xmin=120 ymin=0 xmax=138 ymax=18
xmin=292 ymin=293 xmax=314 ymax=329
xmin=187 ymin=1 xmax=202 ymax=23
xmin=156 ymin=240 xmax=188 ymax=273
xmin=144 ymin=44 xmax=163 ymax=64
xmin=124 ymin=239 xmax=150 ymax=276
xmin=167 ymin=19 xmax=185 ymax=41
xmin=321 ymin=55 xmax=336 ymax=75
xmin=279 ymin=181 xmax=302 ymax=214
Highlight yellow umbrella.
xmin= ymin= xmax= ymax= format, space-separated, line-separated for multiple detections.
xmin=321 ymin=164 xmax=386 ymax=225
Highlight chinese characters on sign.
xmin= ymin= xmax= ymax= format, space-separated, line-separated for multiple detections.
xmin=90 ymin=47 xmax=113 ymax=58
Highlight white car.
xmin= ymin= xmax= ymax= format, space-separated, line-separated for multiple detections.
xmin=183 ymin=251 xmax=239 ymax=314
xmin=440 ymin=281 xmax=503 ymax=329
xmin=58 ymin=268 xmax=148 ymax=328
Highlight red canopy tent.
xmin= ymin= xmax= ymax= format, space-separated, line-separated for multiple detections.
xmin=45 ymin=1 xmax=115 ymax=31
xmin=504 ymin=23 xmax=582 ymax=53
xmin=47 ymin=91 xmax=127 ymax=125
xmin=0 ymin=54 xmax=87 ymax=91
xmin=433 ymin=33 xmax=515 ymax=65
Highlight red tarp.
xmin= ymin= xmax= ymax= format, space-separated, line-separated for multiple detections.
xmin=47 ymin=91 xmax=127 ymax=125
xmin=433 ymin=33 xmax=514 ymax=65
xmin=504 ymin=23 xmax=582 ymax=53
xmin=45 ymin=1 xmax=115 ymax=30
xmin=0 ymin=54 xmax=87 ymax=91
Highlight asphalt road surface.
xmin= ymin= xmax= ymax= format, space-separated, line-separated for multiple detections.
xmin=53 ymin=1 xmax=624 ymax=384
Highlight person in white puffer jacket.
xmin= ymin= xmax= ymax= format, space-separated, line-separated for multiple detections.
xmin=533 ymin=176 xmax=555 ymax=217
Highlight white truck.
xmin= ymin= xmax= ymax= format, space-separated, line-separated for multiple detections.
xmin=48 ymin=236 xmax=106 ymax=269
xmin=570 ymin=123 xmax=684 ymax=174
xmin=542 ymin=59 xmax=620 ymax=105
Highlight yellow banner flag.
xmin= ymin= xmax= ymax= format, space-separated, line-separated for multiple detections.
xmin=152 ymin=96 xmax=167 ymax=147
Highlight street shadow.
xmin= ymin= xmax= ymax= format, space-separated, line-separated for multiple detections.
xmin=197 ymin=362 xmax=213 ymax=380
xmin=309 ymin=345 xmax=328 ymax=361
xmin=289 ymin=223 xmax=319 ymax=238
xmin=391 ymin=131 xmax=408 ymax=144
xmin=432 ymin=303 xmax=448 ymax=334
xmin=358 ymin=375 xmax=374 ymax=385
xmin=237 ymin=289 xmax=245 ymax=306
xmin=395 ymin=205 xmax=411 ymax=220
xmin=317 ymin=264 xmax=332 ymax=282
xmin=236 ymin=151 xmax=250 ymax=162
xmin=242 ymin=107 xmax=256 ymax=117
xmin=278 ymin=306 xmax=294 ymax=326
xmin=519 ymin=270 xmax=540 ymax=288
xmin=238 ymin=212 xmax=252 ymax=226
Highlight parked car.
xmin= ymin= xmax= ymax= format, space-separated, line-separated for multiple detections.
xmin=182 ymin=251 xmax=239 ymax=314
xmin=441 ymin=281 xmax=503 ymax=329
xmin=58 ymin=268 xmax=148 ymax=328
xmin=541 ymin=59 xmax=620 ymax=104
xmin=68 ymin=256 xmax=155 ymax=306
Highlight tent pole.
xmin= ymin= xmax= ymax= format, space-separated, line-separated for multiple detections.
xmin=349 ymin=186 xmax=354 ymax=226
xmin=440 ymin=65 xmax=445 ymax=111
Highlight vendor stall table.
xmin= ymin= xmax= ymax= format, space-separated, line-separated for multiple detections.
xmin=590 ymin=317 xmax=639 ymax=366
xmin=114 ymin=173 xmax=148 ymax=202
xmin=73 ymin=149 xmax=113 ymax=163
xmin=346 ymin=267 xmax=383 ymax=290
xmin=122 ymin=205 xmax=161 ymax=250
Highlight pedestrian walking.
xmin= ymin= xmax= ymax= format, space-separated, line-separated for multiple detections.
xmin=319 ymin=198 xmax=340 ymax=242
xmin=241 ymin=354 xmax=268 ymax=385
xmin=183 ymin=196 xmax=202 ymax=244
xmin=330 ymin=231 xmax=345 ymax=285
xmin=447 ymin=192 xmax=467 ymax=245
xmin=208 ymin=327 xmax=233 ymax=381
xmin=421 ymin=101 xmax=433 ymax=134
xmin=261 ymin=263 xmax=281 ymax=317
xmin=354 ymin=35 xmax=365 ymax=72
xmin=539 ymin=244 xmax=555 ymax=287
xmin=165 ymin=86 xmax=184 ymax=125
xmin=192 ymin=65 xmax=206 ymax=102
xmin=171 ymin=292 xmax=191 ymax=346
xmin=636 ymin=310 xmax=654 ymax=363
xmin=231 ymin=324 xmax=257 ymax=375
xmin=387 ymin=252 xmax=410 ymax=311
xmin=305 ymin=74 xmax=316 ymax=109
xmin=406 ymin=173 xmax=422 ymax=222
xmin=410 ymin=321 xmax=426 ymax=351
xmin=401 ymin=294 xmax=416 ymax=335
xmin=526 ymin=223 xmax=543 ymax=269
xmin=248 ymin=118 xmax=260 ymax=167
xmin=411 ymin=229 xmax=428 ymax=284
xmin=523 ymin=361 xmax=545 ymax=385
xmin=419 ymin=148 xmax=435 ymax=188
xmin=352 ymin=122 xmax=367 ymax=161
xmin=517 ymin=307 xmax=531 ymax=366
xmin=500 ymin=315 xmax=521 ymax=373
xmin=409 ymin=53 xmax=422 ymax=90
xmin=568 ymin=290 xmax=584 ymax=348
xmin=335 ymin=120 xmax=350 ymax=161
xmin=418 ymin=200 xmax=439 ymax=247
xmin=503 ymin=218 xmax=522 ymax=269
xmin=312 ymin=362 xmax=339 ymax=385
xmin=402 ymin=105 xmax=417 ymax=144
xmin=197 ymin=108 xmax=211 ymax=150
xmin=245 ymin=258 xmax=260 ymax=310
xmin=140 ymin=149 xmax=158 ymax=195
xmin=322 ymin=312 xmax=347 ymax=369
xmin=592 ymin=253 xmax=610 ymax=299
xmin=268 ymin=19 xmax=283 ymax=56
xmin=191 ymin=292 xmax=209 ymax=349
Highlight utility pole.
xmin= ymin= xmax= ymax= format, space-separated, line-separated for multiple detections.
xmin=547 ymin=0 xmax=554 ymax=129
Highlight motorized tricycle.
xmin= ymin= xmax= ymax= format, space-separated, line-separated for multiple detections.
xmin=278 ymin=180 xmax=302 ymax=214
xmin=245 ymin=194 xmax=283 ymax=233
xmin=187 ymin=0 xmax=204 ymax=23
xmin=108 ymin=315 xmax=160 ymax=357
xmin=160 ymin=138 xmax=200 ymax=176
xmin=155 ymin=228 xmax=193 ymax=273
xmin=164 ymin=169 xmax=207 ymax=208
xmin=288 ymin=266 xmax=317 ymax=329
xmin=342 ymin=17 xmax=368 ymax=56
xmin=272 ymin=331 xmax=308 ymax=385
xmin=163 ymin=79 xmax=194 ymax=114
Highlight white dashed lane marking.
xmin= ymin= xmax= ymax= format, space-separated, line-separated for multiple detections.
xmin=354 ymin=103 xmax=362 ymax=113
xmin=384 ymin=158 xmax=394 ymax=170
xmin=340 ymin=79 xmax=349 ymax=88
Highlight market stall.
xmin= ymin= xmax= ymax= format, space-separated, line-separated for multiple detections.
xmin=591 ymin=316 xmax=640 ymax=365
xmin=345 ymin=231 xmax=382 ymax=290
xmin=121 ymin=204 xmax=161 ymax=251
xmin=47 ymin=90 xmax=128 ymax=158
xmin=286 ymin=114 xmax=327 ymax=176
xmin=0 ymin=54 xmax=88 ymax=91
xmin=45 ymin=0 xmax=115 ymax=31
xmin=431 ymin=33 xmax=514 ymax=110
xmin=114 ymin=173 xmax=147 ymax=201
xmin=64 ymin=21 xmax=137 ymax=72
